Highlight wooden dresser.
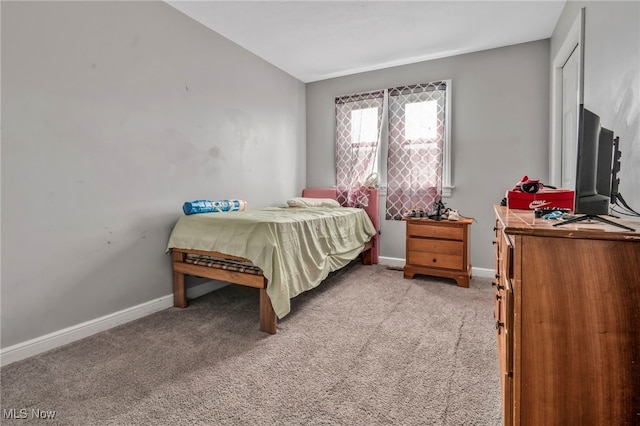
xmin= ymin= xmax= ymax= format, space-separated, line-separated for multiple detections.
xmin=403 ymin=217 xmax=472 ymax=287
xmin=493 ymin=206 xmax=640 ymax=425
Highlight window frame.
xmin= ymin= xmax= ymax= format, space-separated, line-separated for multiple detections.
xmin=441 ymin=79 xmax=453 ymax=197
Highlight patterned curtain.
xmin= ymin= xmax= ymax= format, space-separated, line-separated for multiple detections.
xmin=386 ymin=82 xmax=447 ymax=220
xmin=335 ymin=90 xmax=384 ymax=207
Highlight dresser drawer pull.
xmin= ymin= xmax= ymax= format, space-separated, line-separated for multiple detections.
xmin=495 ymin=321 xmax=504 ymax=330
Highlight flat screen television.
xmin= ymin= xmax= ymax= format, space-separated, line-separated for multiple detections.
xmin=576 ymin=106 xmax=609 ymax=215
xmin=554 ymin=105 xmax=634 ymax=231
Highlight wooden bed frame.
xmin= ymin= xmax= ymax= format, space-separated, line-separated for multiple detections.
xmin=170 ymin=188 xmax=379 ymax=334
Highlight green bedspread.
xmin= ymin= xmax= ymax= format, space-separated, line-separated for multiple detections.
xmin=166 ymin=207 xmax=376 ymax=319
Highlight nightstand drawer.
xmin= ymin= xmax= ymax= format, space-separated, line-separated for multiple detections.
xmin=407 ymin=251 xmax=463 ymax=270
xmin=407 ymin=222 xmax=464 ymax=240
xmin=407 ymin=238 xmax=463 ymax=255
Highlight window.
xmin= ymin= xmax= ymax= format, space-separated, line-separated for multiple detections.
xmin=386 ymin=81 xmax=449 ymax=220
xmin=405 ymin=100 xmax=438 ymax=141
xmin=335 ymin=91 xmax=384 ymax=207
xmin=334 ymin=81 xmax=451 ymax=218
xmin=351 ymin=107 xmax=379 ymax=145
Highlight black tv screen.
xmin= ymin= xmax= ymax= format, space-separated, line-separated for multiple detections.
xmin=574 ymin=106 xmax=611 ymax=215
xmin=556 ymin=106 xmax=634 ymax=231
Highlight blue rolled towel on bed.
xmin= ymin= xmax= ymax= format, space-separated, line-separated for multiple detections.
xmin=182 ymin=199 xmax=248 ymax=215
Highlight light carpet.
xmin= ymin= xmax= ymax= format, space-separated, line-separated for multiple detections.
xmin=1 ymin=263 xmax=502 ymax=425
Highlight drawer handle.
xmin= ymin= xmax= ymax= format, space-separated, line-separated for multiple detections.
xmin=496 ymin=294 xmax=502 ymax=301
xmin=432 ymin=258 xmax=437 ymax=263
xmin=497 ymin=285 xmax=505 ymax=291
xmin=495 ymin=321 xmax=504 ymax=330
xmin=492 ymin=240 xmax=497 ymax=245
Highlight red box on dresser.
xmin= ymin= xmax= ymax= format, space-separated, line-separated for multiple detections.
xmin=506 ymin=188 xmax=575 ymax=211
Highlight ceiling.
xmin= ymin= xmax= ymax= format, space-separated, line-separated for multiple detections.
xmin=166 ymin=1 xmax=566 ymax=83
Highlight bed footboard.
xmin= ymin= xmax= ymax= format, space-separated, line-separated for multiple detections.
xmin=171 ymin=249 xmax=277 ymax=334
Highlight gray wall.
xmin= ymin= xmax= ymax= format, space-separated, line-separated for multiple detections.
xmin=1 ymin=1 xmax=305 ymax=348
xmin=306 ymin=40 xmax=551 ymax=270
xmin=551 ymin=1 xmax=640 ymax=213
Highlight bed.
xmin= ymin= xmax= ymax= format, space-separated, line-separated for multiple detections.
xmin=166 ymin=188 xmax=379 ymax=334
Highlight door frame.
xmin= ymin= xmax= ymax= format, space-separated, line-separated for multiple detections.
xmin=550 ymin=7 xmax=585 ymax=188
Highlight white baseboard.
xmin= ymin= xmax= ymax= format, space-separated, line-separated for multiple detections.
xmin=0 ymin=280 xmax=226 ymax=367
xmin=379 ymin=256 xmax=494 ymax=279
xmin=0 ymin=296 xmax=173 ymax=367
xmin=378 ymin=256 xmax=406 ymax=268
xmin=471 ymin=267 xmax=495 ymax=279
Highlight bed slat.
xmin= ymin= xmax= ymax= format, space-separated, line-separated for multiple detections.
xmin=173 ymin=261 xmax=266 ymax=289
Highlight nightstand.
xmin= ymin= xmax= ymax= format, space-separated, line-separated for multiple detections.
xmin=403 ymin=217 xmax=472 ymax=287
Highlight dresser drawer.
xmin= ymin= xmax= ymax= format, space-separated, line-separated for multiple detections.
xmin=407 ymin=238 xmax=463 ymax=255
xmin=407 ymin=222 xmax=464 ymax=240
xmin=407 ymin=251 xmax=464 ymax=270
